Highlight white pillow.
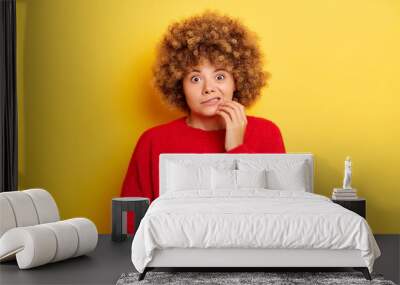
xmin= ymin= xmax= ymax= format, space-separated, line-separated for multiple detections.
xmin=266 ymin=166 xmax=307 ymax=191
xmin=166 ymin=161 xmax=212 ymax=191
xmin=211 ymin=168 xmax=268 ymax=190
xmin=237 ymin=159 xmax=308 ymax=191
xmin=212 ymin=168 xmax=237 ymax=190
xmin=237 ymin=169 xmax=268 ymax=188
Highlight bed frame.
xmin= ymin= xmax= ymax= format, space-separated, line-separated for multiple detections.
xmin=138 ymin=153 xmax=371 ymax=280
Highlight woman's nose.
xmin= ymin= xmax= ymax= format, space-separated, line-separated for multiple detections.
xmin=204 ymin=88 xmax=215 ymax=95
xmin=203 ymin=79 xmax=215 ymax=95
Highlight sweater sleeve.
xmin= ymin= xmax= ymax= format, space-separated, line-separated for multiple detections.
xmin=120 ymin=131 xmax=153 ymax=234
xmin=269 ymin=122 xmax=286 ymax=153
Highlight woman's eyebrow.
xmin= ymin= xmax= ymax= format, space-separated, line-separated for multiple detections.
xmin=190 ymin=68 xmax=226 ymax=73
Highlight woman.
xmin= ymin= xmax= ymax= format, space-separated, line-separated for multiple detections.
xmin=121 ymin=10 xmax=286 ymax=233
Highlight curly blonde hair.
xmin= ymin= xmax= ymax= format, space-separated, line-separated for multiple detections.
xmin=152 ymin=10 xmax=270 ymax=113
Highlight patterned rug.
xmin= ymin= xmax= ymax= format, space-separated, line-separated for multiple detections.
xmin=116 ymin=271 xmax=396 ymax=285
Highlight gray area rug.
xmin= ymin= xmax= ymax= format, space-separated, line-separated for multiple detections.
xmin=116 ymin=271 xmax=396 ymax=285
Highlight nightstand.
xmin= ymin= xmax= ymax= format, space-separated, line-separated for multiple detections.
xmin=332 ymin=198 xmax=366 ymax=218
xmin=111 ymin=197 xmax=150 ymax=242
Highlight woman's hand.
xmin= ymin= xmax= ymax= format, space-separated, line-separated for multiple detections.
xmin=216 ymin=99 xmax=248 ymax=151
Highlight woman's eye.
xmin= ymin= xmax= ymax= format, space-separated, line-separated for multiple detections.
xmin=216 ymin=74 xmax=225 ymax=80
xmin=191 ymin=76 xmax=200 ymax=83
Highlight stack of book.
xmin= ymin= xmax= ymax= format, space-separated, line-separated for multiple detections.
xmin=332 ymin=188 xmax=358 ymax=200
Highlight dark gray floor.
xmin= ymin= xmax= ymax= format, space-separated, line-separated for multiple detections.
xmin=374 ymin=235 xmax=400 ymax=284
xmin=0 ymin=235 xmax=399 ymax=285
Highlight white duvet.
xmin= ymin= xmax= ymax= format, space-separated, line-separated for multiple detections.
xmin=131 ymin=189 xmax=381 ymax=273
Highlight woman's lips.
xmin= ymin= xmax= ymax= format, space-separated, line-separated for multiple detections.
xmin=201 ymin=97 xmax=221 ymax=106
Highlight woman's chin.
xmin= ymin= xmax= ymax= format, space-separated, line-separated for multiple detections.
xmin=191 ymin=105 xmax=220 ymax=117
xmin=200 ymin=108 xmax=219 ymax=117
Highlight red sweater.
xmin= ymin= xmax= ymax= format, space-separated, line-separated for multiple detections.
xmin=120 ymin=115 xmax=286 ymax=233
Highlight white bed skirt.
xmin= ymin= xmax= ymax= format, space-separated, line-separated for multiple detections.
xmin=147 ymin=248 xmax=366 ymax=268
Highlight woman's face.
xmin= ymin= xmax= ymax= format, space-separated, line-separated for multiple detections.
xmin=182 ymin=58 xmax=236 ymax=116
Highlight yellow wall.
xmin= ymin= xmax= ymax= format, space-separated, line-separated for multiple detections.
xmin=16 ymin=0 xmax=400 ymax=234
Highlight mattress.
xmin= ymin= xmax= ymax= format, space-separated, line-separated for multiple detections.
xmin=131 ymin=189 xmax=381 ymax=273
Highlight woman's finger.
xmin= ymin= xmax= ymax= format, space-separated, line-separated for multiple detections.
xmin=219 ymin=102 xmax=242 ymax=125
xmin=217 ymin=105 xmax=236 ymax=122
xmin=220 ymin=103 xmax=239 ymax=122
xmin=230 ymin=100 xmax=247 ymax=123
xmin=216 ymin=108 xmax=233 ymax=125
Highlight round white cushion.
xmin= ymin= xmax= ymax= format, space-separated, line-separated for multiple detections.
xmin=0 ymin=191 xmax=39 ymax=228
xmin=41 ymin=221 xmax=79 ymax=262
xmin=64 ymin=218 xmax=98 ymax=257
xmin=0 ymin=196 xmax=17 ymax=237
xmin=24 ymin=188 xmax=60 ymax=223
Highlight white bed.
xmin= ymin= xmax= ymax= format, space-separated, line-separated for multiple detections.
xmin=131 ymin=153 xmax=381 ymax=281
